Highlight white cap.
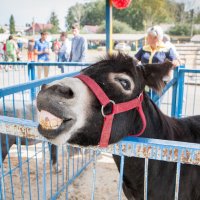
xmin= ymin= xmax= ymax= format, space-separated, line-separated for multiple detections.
xmin=147 ymin=25 xmax=164 ymax=41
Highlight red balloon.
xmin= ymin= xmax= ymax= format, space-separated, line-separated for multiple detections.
xmin=112 ymin=0 xmax=132 ymax=9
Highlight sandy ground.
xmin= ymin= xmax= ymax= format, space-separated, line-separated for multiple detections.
xmin=2 ymin=143 xmax=126 ymax=200
xmin=58 ymin=153 xmax=126 ymax=200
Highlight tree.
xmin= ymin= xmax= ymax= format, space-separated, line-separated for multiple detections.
xmin=9 ymin=14 xmax=16 ymax=34
xmin=65 ymin=0 xmax=193 ymax=32
xmin=0 ymin=27 xmax=5 ymax=33
xmin=195 ymin=12 xmax=200 ymax=23
xmin=171 ymin=3 xmax=187 ymax=23
xmin=98 ymin=20 xmax=134 ymax=33
xmin=65 ymin=3 xmax=86 ymax=30
xmin=139 ymin=0 xmax=174 ymax=28
xmin=82 ymin=0 xmax=105 ymax=26
xmin=113 ymin=0 xmax=144 ymax=31
xmin=49 ymin=11 xmax=60 ymax=34
xmin=168 ymin=24 xmax=191 ymax=36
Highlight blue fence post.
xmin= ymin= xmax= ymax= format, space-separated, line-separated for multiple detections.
xmin=171 ymin=66 xmax=179 ymax=117
xmin=28 ymin=62 xmax=36 ymax=100
xmin=176 ymin=65 xmax=185 ymax=118
xmin=106 ymin=0 xmax=112 ymax=53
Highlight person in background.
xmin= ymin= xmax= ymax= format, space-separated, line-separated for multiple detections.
xmin=6 ymin=35 xmax=18 ymax=62
xmin=27 ymin=39 xmax=35 ymax=61
xmin=52 ymin=38 xmax=60 ymax=62
xmin=57 ymin=32 xmax=71 ymax=73
xmin=17 ymin=37 xmax=23 ymax=52
xmin=3 ymin=40 xmax=6 ymax=58
xmin=163 ymin=34 xmax=181 ymax=65
xmin=134 ymin=26 xmax=179 ymax=103
xmin=0 ymin=42 xmax=4 ymax=61
xmin=0 ymin=42 xmax=4 ymax=70
xmin=34 ymin=31 xmax=50 ymax=79
xmin=69 ymin=23 xmax=87 ymax=62
xmin=135 ymin=25 xmax=179 ymax=67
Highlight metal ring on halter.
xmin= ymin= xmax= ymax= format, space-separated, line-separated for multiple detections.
xmin=101 ymin=100 xmax=115 ymax=117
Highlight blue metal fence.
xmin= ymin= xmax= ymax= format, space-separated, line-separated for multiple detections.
xmin=0 ymin=66 xmax=200 ymax=199
xmin=0 ymin=62 xmax=91 ymax=88
xmin=0 ymin=68 xmax=96 ymax=199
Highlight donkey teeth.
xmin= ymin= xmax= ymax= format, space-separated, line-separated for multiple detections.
xmin=40 ymin=119 xmax=63 ymax=130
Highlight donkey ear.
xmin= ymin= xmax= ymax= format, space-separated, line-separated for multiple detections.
xmin=141 ymin=60 xmax=173 ymax=92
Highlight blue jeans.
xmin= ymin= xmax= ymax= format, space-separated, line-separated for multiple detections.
xmin=58 ymin=52 xmax=68 ymax=73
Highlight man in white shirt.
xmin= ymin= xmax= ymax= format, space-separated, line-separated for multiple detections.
xmin=57 ymin=32 xmax=71 ymax=73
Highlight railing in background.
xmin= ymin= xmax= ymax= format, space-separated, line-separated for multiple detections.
xmin=151 ymin=66 xmax=183 ymax=117
xmin=152 ymin=66 xmax=200 ymax=118
xmin=0 ymin=62 xmax=92 ymax=88
xmin=0 ymin=62 xmax=28 ymax=88
xmin=176 ymin=68 xmax=200 ymax=118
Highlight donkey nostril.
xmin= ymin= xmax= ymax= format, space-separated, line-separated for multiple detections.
xmin=58 ymin=86 xmax=74 ymax=98
xmin=68 ymin=88 xmax=74 ymax=98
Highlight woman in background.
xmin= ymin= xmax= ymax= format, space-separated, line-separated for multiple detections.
xmin=135 ymin=25 xmax=179 ymax=67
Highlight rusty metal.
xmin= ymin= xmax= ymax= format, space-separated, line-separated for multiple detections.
xmin=70 ymin=141 xmax=200 ymax=166
xmin=0 ymin=115 xmax=45 ymax=141
xmin=1 ymin=115 xmax=200 ymax=166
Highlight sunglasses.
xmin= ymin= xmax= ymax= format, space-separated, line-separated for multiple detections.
xmin=150 ymin=27 xmax=158 ymax=36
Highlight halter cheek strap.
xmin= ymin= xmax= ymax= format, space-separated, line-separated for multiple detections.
xmin=76 ymin=74 xmax=146 ymax=147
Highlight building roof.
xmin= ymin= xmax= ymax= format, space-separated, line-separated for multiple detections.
xmin=81 ymin=33 xmax=145 ymax=41
xmin=191 ymin=35 xmax=200 ymax=42
xmin=25 ymin=23 xmax=53 ymax=33
xmin=82 ymin=25 xmax=99 ymax=33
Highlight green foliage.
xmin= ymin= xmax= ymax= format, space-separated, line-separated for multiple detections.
xmin=113 ymin=0 xmax=144 ymax=30
xmin=194 ymin=12 xmax=200 ymax=24
xmin=49 ymin=12 xmax=60 ymax=34
xmin=168 ymin=24 xmax=191 ymax=36
xmin=98 ymin=20 xmax=133 ymax=33
xmin=170 ymin=2 xmax=187 ymax=23
xmin=65 ymin=0 xmax=200 ymax=34
xmin=193 ymin=28 xmax=200 ymax=35
xmin=65 ymin=3 xmax=86 ymax=30
xmin=139 ymin=0 xmax=174 ymax=27
xmin=0 ymin=27 xmax=5 ymax=33
xmin=9 ymin=15 xmax=15 ymax=34
xmin=82 ymin=0 xmax=105 ymax=26
xmin=168 ymin=23 xmax=200 ymax=36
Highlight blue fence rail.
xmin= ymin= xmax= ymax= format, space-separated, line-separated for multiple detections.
xmin=0 ymin=65 xmax=200 ymax=199
xmin=0 ymin=62 xmax=91 ymax=88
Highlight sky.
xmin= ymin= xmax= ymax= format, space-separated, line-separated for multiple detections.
xmin=0 ymin=0 xmax=86 ymax=30
xmin=1 ymin=0 xmax=199 ymax=31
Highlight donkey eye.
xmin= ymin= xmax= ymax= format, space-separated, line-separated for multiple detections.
xmin=117 ymin=78 xmax=131 ymax=90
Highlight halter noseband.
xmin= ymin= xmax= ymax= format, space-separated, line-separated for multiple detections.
xmin=76 ymin=74 xmax=146 ymax=147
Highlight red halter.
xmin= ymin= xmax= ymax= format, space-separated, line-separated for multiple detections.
xmin=76 ymin=74 xmax=146 ymax=147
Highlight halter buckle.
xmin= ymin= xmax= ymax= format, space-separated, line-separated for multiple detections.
xmin=101 ymin=100 xmax=115 ymax=117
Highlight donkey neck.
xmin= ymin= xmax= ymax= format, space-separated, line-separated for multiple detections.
xmin=141 ymin=95 xmax=176 ymax=140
